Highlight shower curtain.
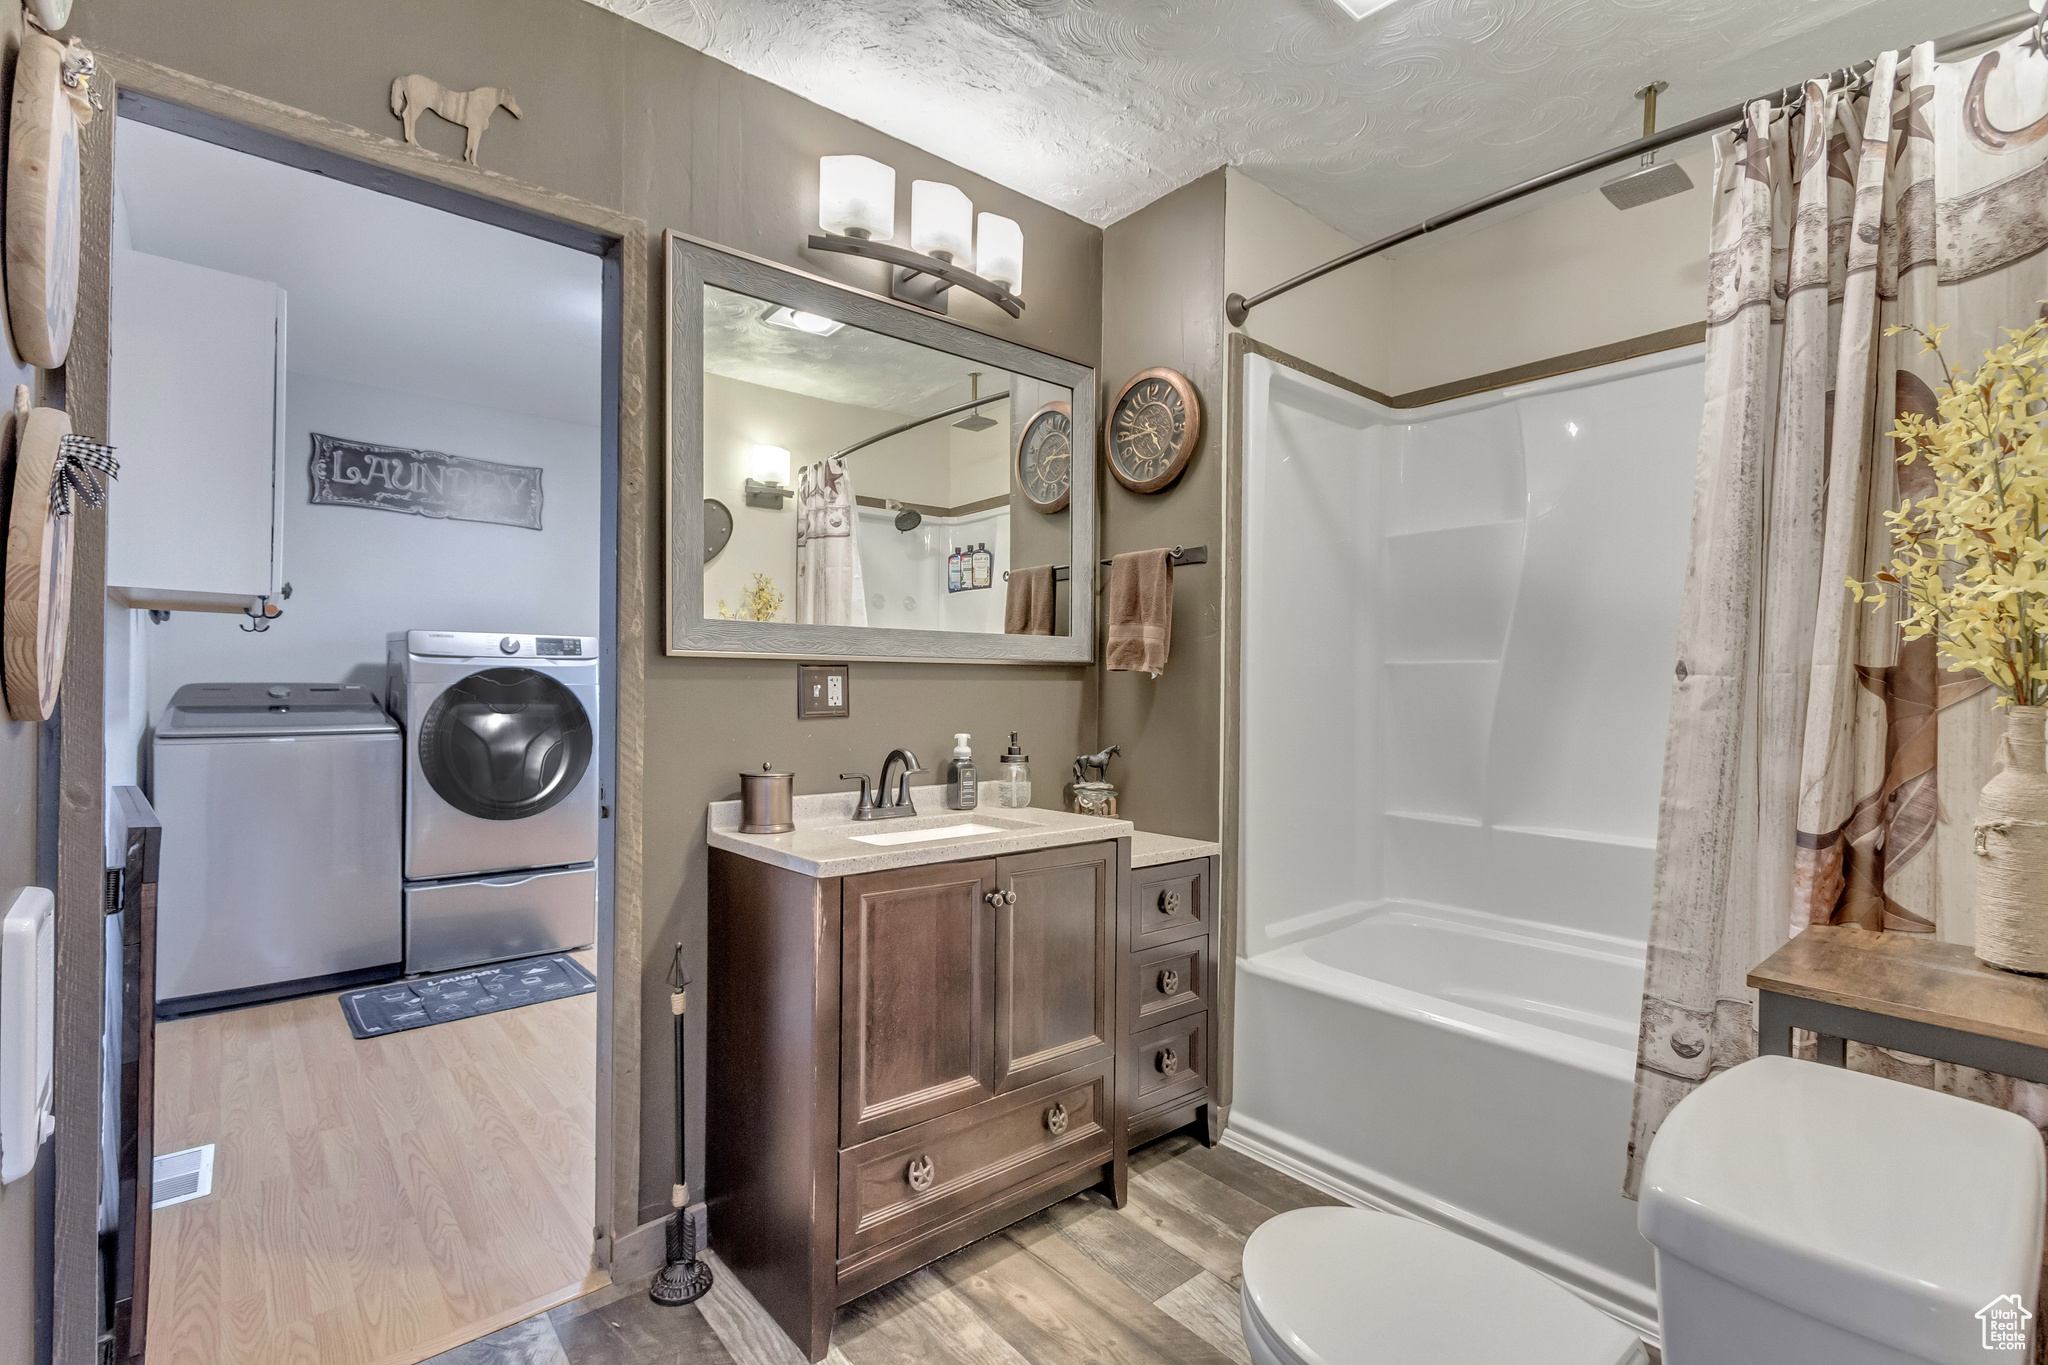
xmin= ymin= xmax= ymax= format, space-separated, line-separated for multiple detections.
xmin=1626 ymin=32 xmax=2048 ymax=1196
xmin=795 ymin=456 xmax=868 ymax=628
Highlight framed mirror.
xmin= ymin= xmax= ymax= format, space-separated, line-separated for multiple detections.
xmin=666 ymin=232 xmax=1097 ymax=663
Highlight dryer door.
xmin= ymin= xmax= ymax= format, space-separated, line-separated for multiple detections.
xmin=417 ymin=667 xmax=594 ymax=822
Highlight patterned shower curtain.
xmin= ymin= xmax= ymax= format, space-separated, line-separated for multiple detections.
xmin=1626 ymin=31 xmax=2048 ymax=1196
xmin=795 ymin=456 xmax=868 ymax=628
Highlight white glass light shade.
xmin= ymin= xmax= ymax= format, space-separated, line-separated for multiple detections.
xmin=976 ymin=213 xmax=1024 ymax=292
xmin=819 ymin=156 xmax=895 ymax=240
xmin=749 ymin=444 xmax=792 ymax=486
xmin=911 ymin=181 xmax=974 ymax=265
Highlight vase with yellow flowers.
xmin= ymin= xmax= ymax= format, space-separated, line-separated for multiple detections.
xmin=1854 ymin=318 xmax=2048 ymax=972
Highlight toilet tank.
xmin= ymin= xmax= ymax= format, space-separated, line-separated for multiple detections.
xmin=1638 ymin=1056 xmax=2044 ymax=1365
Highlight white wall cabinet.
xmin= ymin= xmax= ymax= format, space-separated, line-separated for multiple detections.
xmin=107 ymin=248 xmax=287 ymax=614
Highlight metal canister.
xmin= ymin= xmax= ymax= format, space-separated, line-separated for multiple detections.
xmin=739 ymin=763 xmax=795 ymax=834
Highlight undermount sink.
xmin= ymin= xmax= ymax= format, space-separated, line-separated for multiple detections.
xmin=845 ymin=820 xmax=1020 ymax=846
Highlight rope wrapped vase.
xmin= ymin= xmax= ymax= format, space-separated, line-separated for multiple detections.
xmin=1975 ymin=705 xmax=2048 ymax=974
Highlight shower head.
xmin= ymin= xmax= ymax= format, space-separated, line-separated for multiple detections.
xmin=953 ymin=371 xmax=1000 ymax=431
xmin=1601 ymin=80 xmax=1695 ymax=210
xmin=894 ymin=507 xmax=922 ymax=532
xmin=1601 ymin=159 xmax=1694 ymax=209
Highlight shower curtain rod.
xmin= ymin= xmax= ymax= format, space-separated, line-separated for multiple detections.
xmin=1224 ymin=9 xmax=2040 ymax=327
xmin=835 ymin=390 xmax=1011 ymax=458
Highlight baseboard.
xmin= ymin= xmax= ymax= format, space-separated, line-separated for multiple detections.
xmin=1221 ymin=1114 xmax=1660 ymax=1347
xmin=611 ymin=1204 xmax=709 ymax=1281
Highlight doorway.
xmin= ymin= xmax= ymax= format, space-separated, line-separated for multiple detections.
xmin=88 ymin=83 xmax=638 ymax=1365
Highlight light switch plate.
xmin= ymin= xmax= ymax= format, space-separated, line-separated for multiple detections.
xmin=797 ymin=663 xmax=850 ymax=718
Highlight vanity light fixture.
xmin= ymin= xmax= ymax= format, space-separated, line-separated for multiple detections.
xmin=746 ymin=444 xmax=793 ymax=509
xmin=806 ymin=157 xmax=1026 ymax=318
xmin=976 ymin=214 xmax=1024 ymax=294
xmin=1330 ymin=0 xmax=1401 ymax=17
xmin=818 ymin=154 xmax=895 ymax=240
xmin=763 ymin=304 xmax=845 ymax=337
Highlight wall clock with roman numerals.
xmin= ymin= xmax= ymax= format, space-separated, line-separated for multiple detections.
xmin=1105 ymin=367 xmax=1200 ymax=494
xmin=1015 ymin=400 xmax=1073 ymax=513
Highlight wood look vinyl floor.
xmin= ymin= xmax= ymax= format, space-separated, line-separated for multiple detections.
xmin=438 ymin=1134 xmax=1663 ymax=1365
xmin=149 ymin=971 xmax=602 ymax=1365
xmin=437 ymin=1135 xmax=1332 ymax=1365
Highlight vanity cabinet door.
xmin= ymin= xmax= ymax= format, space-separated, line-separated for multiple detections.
xmin=841 ymin=860 xmax=997 ymax=1145
xmin=992 ymin=842 xmax=1114 ymax=1094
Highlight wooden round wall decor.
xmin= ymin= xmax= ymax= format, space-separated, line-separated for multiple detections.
xmin=4 ymin=404 xmax=77 ymax=722
xmin=1015 ymin=400 xmax=1072 ymax=513
xmin=1105 ymin=367 xmax=1200 ymax=494
xmin=6 ymin=34 xmax=96 ymax=371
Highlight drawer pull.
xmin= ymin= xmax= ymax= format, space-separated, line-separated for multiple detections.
xmin=985 ymin=889 xmax=1019 ymax=907
xmin=1045 ymin=1101 xmax=1068 ymax=1136
xmin=1158 ymin=889 xmax=1183 ymax=915
xmin=1156 ymin=1046 xmax=1179 ymax=1076
xmin=906 ymin=1155 xmax=935 ymax=1192
xmin=1159 ymin=968 xmax=1180 ymax=996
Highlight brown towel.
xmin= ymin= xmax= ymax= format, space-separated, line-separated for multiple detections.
xmin=1004 ymin=565 xmax=1056 ymax=635
xmin=1105 ymin=549 xmax=1173 ymax=676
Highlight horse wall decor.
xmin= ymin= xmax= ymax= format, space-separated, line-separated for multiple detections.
xmin=390 ymin=74 xmax=521 ymax=166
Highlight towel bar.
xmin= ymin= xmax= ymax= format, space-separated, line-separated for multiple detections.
xmin=1001 ymin=546 xmax=1209 ymax=586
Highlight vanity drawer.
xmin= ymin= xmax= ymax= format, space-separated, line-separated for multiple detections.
xmin=1130 ymin=857 xmax=1210 ymax=950
xmin=837 ymin=1056 xmax=1112 ymax=1265
xmin=1130 ymin=1012 xmax=1208 ymax=1115
xmin=1128 ymin=936 xmax=1207 ymax=1030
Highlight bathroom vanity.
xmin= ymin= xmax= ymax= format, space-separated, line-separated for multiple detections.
xmin=705 ymin=795 xmax=1220 ymax=1360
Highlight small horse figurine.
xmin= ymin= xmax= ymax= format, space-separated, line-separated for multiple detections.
xmin=390 ymin=74 xmax=521 ymax=166
xmin=1073 ymin=744 xmax=1120 ymax=785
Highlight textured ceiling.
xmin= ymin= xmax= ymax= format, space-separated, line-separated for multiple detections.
xmin=590 ymin=0 xmax=2017 ymax=241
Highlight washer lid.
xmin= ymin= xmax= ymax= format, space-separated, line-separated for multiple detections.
xmin=159 ymin=683 xmax=398 ymax=738
xmin=1638 ymin=1056 xmax=2045 ymax=1365
xmin=1241 ymin=1208 xmax=1643 ymax=1365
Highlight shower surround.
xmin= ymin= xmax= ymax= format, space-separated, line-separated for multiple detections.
xmin=1231 ymin=347 xmax=1702 ymax=1335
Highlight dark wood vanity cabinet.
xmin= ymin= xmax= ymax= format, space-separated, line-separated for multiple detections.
xmin=708 ymin=839 xmax=1122 ymax=1361
xmin=1119 ymin=850 xmax=1221 ymax=1149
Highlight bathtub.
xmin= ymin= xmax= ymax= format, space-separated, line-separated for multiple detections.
xmin=1230 ymin=346 xmax=1702 ymax=1342
xmin=1230 ymin=900 xmax=1656 ymax=1331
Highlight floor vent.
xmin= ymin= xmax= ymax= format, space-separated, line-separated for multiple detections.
xmin=151 ymin=1144 xmax=214 ymax=1208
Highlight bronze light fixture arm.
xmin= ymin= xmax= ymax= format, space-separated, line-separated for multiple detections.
xmin=808 ymin=232 xmax=1026 ymax=318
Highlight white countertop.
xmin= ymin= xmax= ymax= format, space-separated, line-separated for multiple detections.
xmin=1130 ymin=831 xmax=1222 ymax=868
xmin=708 ymin=789 xmax=1133 ymax=879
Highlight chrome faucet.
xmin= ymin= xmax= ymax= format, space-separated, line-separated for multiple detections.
xmin=842 ymin=748 xmax=923 ymax=821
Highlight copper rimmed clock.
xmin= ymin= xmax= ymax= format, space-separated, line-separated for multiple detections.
xmin=1015 ymin=400 xmax=1073 ymax=513
xmin=1106 ymin=367 xmax=1200 ymax=493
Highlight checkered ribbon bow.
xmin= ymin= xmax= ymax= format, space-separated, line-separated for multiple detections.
xmin=49 ymin=435 xmax=118 ymax=517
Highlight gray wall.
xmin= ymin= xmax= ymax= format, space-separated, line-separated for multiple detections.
xmin=1097 ymin=172 xmax=1227 ymax=841
xmin=68 ymin=0 xmax=1105 ymax=1225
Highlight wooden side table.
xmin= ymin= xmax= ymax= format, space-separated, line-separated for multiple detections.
xmin=1749 ymin=924 xmax=2048 ymax=1085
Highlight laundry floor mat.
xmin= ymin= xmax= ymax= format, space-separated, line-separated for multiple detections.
xmin=339 ymin=953 xmax=597 ymax=1039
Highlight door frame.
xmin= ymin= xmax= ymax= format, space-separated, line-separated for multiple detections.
xmin=50 ymin=49 xmax=651 ymax=1364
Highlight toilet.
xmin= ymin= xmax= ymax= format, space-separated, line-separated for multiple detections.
xmin=1239 ymin=1056 xmax=2045 ymax=1364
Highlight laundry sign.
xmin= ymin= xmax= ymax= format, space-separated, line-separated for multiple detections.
xmin=308 ymin=433 xmax=543 ymax=530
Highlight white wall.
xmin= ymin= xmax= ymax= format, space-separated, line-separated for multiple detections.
xmin=138 ymin=371 xmax=600 ymax=717
xmin=1224 ymin=152 xmax=1712 ymax=398
xmin=1224 ymin=168 xmax=1390 ymax=392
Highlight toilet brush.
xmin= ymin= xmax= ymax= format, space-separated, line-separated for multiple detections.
xmin=650 ymin=944 xmax=713 ymax=1306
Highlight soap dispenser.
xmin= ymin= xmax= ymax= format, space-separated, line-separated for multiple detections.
xmin=973 ymin=543 xmax=994 ymax=589
xmin=945 ymin=734 xmax=978 ymax=810
xmin=995 ymin=732 xmax=1030 ymax=808
xmin=948 ymin=547 xmax=963 ymax=592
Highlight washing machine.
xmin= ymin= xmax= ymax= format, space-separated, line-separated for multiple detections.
xmin=387 ymin=631 xmax=599 ymax=973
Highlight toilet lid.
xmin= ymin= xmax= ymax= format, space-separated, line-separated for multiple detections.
xmin=1241 ymin=1208 xmax=1644 ymax=1365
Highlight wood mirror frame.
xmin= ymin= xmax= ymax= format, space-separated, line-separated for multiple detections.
xmin=665 ymin=231 xmax=1098 ymax=663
